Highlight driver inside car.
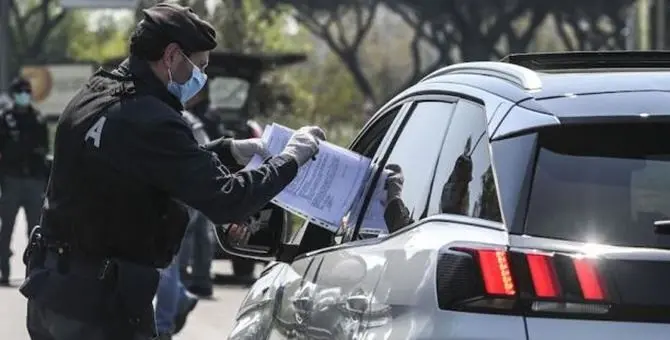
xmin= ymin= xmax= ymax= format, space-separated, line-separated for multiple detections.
xmin=372 ymin=151 xmax=475 ymax=236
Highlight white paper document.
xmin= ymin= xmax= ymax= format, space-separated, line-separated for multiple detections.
xmin=246 ymin=123 xmax=372 ymax=232
xmin=359 ymin=171 xmax=390 ymax=235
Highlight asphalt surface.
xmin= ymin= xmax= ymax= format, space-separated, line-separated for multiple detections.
xmin=0 ymin=210 xmax=249 ymax=339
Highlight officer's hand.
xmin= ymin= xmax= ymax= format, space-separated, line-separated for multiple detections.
xmin=384 ymin=164 xmax=404 ymax=203
xmin=230 ymin=138 xmax=271 ymax=166
xmin=228 ymin=223 xmax=251 ymax=246
xmin=280 ymin=126 xmax=326 ymax=167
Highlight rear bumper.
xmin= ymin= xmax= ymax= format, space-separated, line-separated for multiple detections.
xmin=525 ymin=318 xmax=670 ymax=340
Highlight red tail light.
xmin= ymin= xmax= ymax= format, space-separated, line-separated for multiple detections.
xmin=573 ymin=257 xmax=606 ymax=301
xmin=476 ymin=250 xmax=516 ymax=296
xmin=443 ymin=246 xmax=609 ymax=304
xmin=438 ymin=245 xmax=613 ymax=318
xmin=526 ymin=253 xmax=560 ymax=298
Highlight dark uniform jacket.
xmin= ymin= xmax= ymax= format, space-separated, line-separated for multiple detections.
xmin=41 ymin=56 xmax=298 ymax=267
xmin=0 ymin=105 xmax=49 ymax=178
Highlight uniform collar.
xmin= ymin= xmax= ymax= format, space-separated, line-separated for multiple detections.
xmin=117 ymin=56 xmax=184 ymax=112
xmin=9 ymin=104 xmax=36 ymax=116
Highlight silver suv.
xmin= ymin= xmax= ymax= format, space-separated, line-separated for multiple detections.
xmin=220 ymin=51 xmax=670 ymax=340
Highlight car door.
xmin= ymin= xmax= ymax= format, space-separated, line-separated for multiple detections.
xmin=298 ymin=98 xmax=458 ymax=339
xmin=262 ymin=255 xmax=322 ymax=340
xmin=238 ymin=104 xmax=410 ymax=340
xmin=228 ymin=256 xmax=315 ymax=340
xmin=345 ymin=98 xmax=459 ymax=239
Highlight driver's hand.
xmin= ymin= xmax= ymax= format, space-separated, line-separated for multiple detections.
xmin=384 ymin=164 xmax=404 ymax=203
xmin=228 ymin=223 xmax=251 ymax=245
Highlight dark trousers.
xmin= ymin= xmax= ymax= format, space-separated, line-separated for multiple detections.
xmin=27 ymin=299 xmax=153 ymax=340
xmin=0 ymin=176 xmax=45 ymax=278
xmin=23 ymin=250 xmax=159 ymax=340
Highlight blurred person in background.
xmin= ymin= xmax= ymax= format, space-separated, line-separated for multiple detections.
xmin=187 ymin=82 xmax=226 ymax=139
xmin=154 ymin=93 xmax=215 ymax=340
xmin=0 ymin=77 xmax=49 ymax=285
xmin=178 ymin=90 xmax=215 ymax=298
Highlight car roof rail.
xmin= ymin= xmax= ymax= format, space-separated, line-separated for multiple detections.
xmin=501 ymin=51 xmax=670 ymax=71
xmin=421 ymin=61 xmax=542 ymax=91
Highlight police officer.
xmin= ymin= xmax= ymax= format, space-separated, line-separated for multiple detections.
xmin=0 ymin=77 xmax=49 ymax=285
xmin=21 ymin=3 xmax=324 ymax=340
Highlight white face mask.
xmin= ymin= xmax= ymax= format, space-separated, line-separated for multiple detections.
xmin=167 ymin=51 xmax=208 ymax=104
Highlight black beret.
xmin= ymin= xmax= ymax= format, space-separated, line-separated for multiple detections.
xmin=9 ymin=77 xmax=31 ymax=93
xmin=140 ymin=3 xmax=217 ymax=53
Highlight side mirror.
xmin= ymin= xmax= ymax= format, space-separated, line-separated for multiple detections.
xmin=216 ymin=202 xmax=290 ymax=261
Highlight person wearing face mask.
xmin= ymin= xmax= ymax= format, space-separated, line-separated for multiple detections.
xmin=20 ymin=3 xmax=325 ymax=340
xmin=0 ymin=77 xmax=49 ymax=286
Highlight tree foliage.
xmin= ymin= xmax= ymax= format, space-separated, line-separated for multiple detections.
xmin=265 ymin=0 xmax=382 ymax=104
xmin=67 ymin=13 xmax=132 ymax=63
xmin=9 ymin=0 xmax=641 ymax=145
xmin=8 ymin=0 xmax=70 ymax=66
xmin=552 ymin=0 xmax=635 ymax=51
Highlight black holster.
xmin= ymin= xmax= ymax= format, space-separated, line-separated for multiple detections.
xmin=19 ymin=245 xmax=159 ymax=337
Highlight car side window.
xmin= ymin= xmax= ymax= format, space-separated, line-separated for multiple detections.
xmin=354 ymin=108 xmax=402 ymax=155
xmin=427 ymin=100 xmax=502 ymax=222
xmin=292 ymin=106 xmax=403 ymax=250
xmin=354 ymin=101 xmax=455 ymax=237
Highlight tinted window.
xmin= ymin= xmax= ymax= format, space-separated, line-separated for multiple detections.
xmin=355 ymin=101 xmax=455 ymax=236
xmin=303 ymin=106 xmax=403 ymax=247
xmin=490 ymin=133 xmax=537 ymax=229
xmin=353 ymin=107 xmax=402 ymax=157
xmin=525 ymin=123 xmax=670 ymax=248
xmin=428 ymin=100 xmax=502 ymax=222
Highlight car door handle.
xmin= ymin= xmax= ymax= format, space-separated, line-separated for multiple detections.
xmin=346 ymin=294 xmax=370 ymax=314
xmin=291 ymin=296 xmax=313 ymax=325
xmin=292 ymin=296 xmax=313 ymax=313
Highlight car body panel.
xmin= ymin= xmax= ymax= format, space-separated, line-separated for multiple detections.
xmin=491 ymin=106 xmax=560 ymax=140
xmin=295 ymin=216 xmax=516 ymax=339
xmin=351 ymin=217 xmax=524 ymax=339
xmin=373 ymin=81 xmax=509 ymax=127
xmin=525 ymin=318 xmax=670 ymax=340
xmin=228 ymin=257 xmax=314 ymax=340
xmin=531 ymin=71 xmax=670 ymax=99
xmin=521 ymin=90 xmax=670 ymax=120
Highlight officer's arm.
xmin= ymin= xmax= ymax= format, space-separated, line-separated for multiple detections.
xmin=201 ymin=137 xmax=237 ymax=167
xmin=119 ymin=118 xmax=298 ymax=225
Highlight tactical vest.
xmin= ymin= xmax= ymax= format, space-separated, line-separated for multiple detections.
xmin=41 ymin=69 xmax=188 ymax=268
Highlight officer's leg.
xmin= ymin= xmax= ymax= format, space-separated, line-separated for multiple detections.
xmin=27 ymin=299 xmax=153 ymax=340
xmin=0 ymin=177 xmax=22 ymax=281
xmin=155 ymin=259 xmax=181 ymax=335
xmin=27 ymin=298 xmax=106 ymax=340
xmin=189 ymin=211 xmax=214 ymax=293
xmin=21 ymin=178 xmax=47 ymax=237
xmin=177 ymin=209 xmax=197 ymax=278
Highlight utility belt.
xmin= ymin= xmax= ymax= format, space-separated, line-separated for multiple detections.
xmin=19 ymin=226 xmax=159 ymax=336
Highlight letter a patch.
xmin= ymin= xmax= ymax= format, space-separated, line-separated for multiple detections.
xmin=85 ymin=116 xmax=107 ymax=148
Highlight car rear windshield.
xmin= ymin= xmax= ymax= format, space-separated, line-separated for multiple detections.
xmin=525 ymin=122 xmax=670 ymax=248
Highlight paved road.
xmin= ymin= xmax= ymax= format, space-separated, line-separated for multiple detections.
xmin=0 ymin=210 xmax=248 ymax=339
